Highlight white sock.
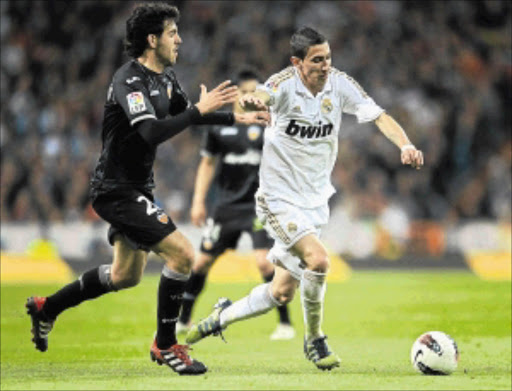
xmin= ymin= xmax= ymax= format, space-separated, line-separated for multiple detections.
xmin=220 ymin=283 xmax=279 ymax=327
xmin=300 ymin=269 xmax=327 ymax=341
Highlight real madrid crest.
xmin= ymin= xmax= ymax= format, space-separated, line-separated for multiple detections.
xmin=247 ymin=125 xmax=261 ymax=141
xmin=287 ymin=222 xmax=297 ymax=233
xmin=321 ymin=98 xmax=333 ymax=114
xmin=167 ymin=83 xmax=173 ymax=99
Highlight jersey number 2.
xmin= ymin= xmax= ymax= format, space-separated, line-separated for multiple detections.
xmin=137 ymin=196 xmax=159 ymax=216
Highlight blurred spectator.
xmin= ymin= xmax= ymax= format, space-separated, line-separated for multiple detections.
xmin=1 ymin=0 xmax=510 ymax=228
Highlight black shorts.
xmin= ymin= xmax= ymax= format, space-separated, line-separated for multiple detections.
xmin=92 ymin=188 xmax=176 ymax=252
xmin=200 ymin=213 xmax=273 ymax=258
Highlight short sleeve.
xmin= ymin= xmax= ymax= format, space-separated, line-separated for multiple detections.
xmin=339 ymin=73 xmax=384 ymax=123
xmin=261 ymin=76 xmax=290 ymax=113
xmin=113 ymin=74 xmax=157 ymax=126
xmin=200 ymin=127 xmax=219 ymax=157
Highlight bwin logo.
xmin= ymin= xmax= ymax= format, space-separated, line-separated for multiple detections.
xmin=285 ymin=119 xmax=333 ymax=139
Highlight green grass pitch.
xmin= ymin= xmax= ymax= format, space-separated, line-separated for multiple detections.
xmin=1 ymin=270 xmax=511 ymax=390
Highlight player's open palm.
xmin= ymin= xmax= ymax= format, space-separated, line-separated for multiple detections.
xmin=195 ymin=81 xmax=239 ymax=115
xmin=190 ymin=202 xmax=207 ymax=227
xmin=401 ymin=147 xmax=424 ymax=169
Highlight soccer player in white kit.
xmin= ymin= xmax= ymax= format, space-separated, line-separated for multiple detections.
xmin=186 ymin=27 xmax=424 ymax=371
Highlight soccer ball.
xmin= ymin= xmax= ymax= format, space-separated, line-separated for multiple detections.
xmin=410 ymin=331 xmax=459 ymax=375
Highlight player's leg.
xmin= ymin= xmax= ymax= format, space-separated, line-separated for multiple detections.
xmin=179 ymin=217 xmax=238 ymax=331
xmin=26 ymin=234 xmax=146 ymax=352
xmin=291 ymin=233 xmax=340 ymax=370
xmin=254 ymin=248 xmax=295 ymax=340
xmin=177 ymin=251 xmax=215 ymax=332
xmin=185 ymin=264 xmax=298 ymax=344
xmin=149 ymin=229 xmax=208 ymax=374
xmin=291 ymin=234 xmax=329 ymax=341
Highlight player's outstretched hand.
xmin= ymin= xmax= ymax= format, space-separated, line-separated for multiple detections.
xmin=401 ymin=146 xmax=424 ymax=169
xmin=195 ymin=80 xmax=239 ymax=115
xmin=234 ymin=111 xmax=271 ymax=126
xmin=239 ymin=95 xmax=267 ymax=111
xmin=190 ymin=202 xmax=207 ymax=227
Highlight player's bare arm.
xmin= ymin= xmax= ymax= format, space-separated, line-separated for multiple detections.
xmin=190 ymin=155 xmax=216 ymax=227
xmin=374 ymin=112 xmax=424 ymax=169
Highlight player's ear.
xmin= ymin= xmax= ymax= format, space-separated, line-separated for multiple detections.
xmin=290 ymin=56 xmax=301 ymax=67
xmin=147 ymin=34 xmax=158 ymax=49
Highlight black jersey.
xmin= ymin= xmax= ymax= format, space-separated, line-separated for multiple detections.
xmin=202 ymin=123 xmax=265 ymax=218
xmin=90 ymin=60 xmax=190 ymax=197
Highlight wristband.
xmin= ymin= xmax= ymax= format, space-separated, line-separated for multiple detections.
xmin=401 ymin=144 xmax=416 ymax=152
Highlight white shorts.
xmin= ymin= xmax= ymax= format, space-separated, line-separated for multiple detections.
xmin=255 ymin=192 xmax=329 ymax=280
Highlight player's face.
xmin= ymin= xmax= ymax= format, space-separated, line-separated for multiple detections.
xmin=238 ymin=79 xmax=259 ymax=96
xmin=155 ymin=20 xmax=182 ymax=66
xmin=233 ymin=78 xmax=258 ymax=113
xmin=294 ymin=42 xmax=331 ymax=92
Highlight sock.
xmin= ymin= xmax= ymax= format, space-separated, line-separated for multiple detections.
xmin=43 ymin=265 xmax=116 ymax=320
xmin=300 ymin=269 xmax=327 ymax=341
xmin=263 ymin=272 xmax=291 ymax=325
xmin=179 ymin=271 xmax=207 ymax=324
xmin=219 ymin=282 xmax=279 ymax=327
xmin=156 ymin=266 xmax=189 ymax=349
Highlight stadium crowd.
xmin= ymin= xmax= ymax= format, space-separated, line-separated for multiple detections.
xmin=1 ymin=0 xmax=511 ymax=227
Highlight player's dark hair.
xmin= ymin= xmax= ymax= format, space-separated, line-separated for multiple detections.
xmin=234 ymin=66 xmax=262 ymax=85
xmin=124 ymin=3 xmax=180 ymax=58
xmin=290 ymin=27 xmax=327 ymax=59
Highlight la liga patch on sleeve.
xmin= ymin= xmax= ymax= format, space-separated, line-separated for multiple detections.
xmin=127 ymin=91 xmax=146 ymax=114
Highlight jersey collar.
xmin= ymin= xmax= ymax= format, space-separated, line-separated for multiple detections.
xmin=293 ymin=67 xmax=333 ymax=99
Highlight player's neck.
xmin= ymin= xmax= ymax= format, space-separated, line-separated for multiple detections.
xmin=297 ymin=72 xmax=323 ymax=96
xmin=137 ymin=53 xmax=165 ymax=74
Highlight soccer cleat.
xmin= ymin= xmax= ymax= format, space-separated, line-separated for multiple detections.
xmin=25 ymin=296 xmax=55 ymax=352
xmin=175 ymin=321 xmax=190 ymax=336
xmin=185 ymin=298 xmax=232 ymax=345
xmin=304 ymin=336 xmax=341 ymax=370
xmin=270 ymin=323 xmax=296 ymax=340
xmin=150 ymin=339 xmax=207 ymax=375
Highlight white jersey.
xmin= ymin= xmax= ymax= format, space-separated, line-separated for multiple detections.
xmin=258 ymin=66 xmax=384 ymax=207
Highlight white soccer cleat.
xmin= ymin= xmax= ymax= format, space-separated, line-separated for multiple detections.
xmin=270 ymin=323 xmax=296 ymax=340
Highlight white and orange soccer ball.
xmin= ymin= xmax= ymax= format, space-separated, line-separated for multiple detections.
xmin=410 ymin=331 xmax=459 ymax=375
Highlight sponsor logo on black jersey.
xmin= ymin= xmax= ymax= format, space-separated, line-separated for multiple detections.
xmin=285 ymin=119 xmax=333 ymax=139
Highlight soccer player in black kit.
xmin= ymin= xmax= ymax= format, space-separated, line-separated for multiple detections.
xmin=25 ymin=3 xmax=269 ymax=375
xmin=177 ymin=68 xmax=295 ymax=340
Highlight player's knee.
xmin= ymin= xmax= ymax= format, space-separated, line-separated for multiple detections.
xmin=167 ymin=244 xmax=195 ymax=275
xmin=193 ymin=253 xmax=215 ymax=274
xmin=111 ymin=271 xmax=142 ymax=289
xmin=303 ymin=249 xmax=330 ymax=273
xmin=272 ymin=285 xmax=295 ymax=305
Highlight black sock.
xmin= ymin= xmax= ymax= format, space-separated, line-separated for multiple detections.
xmin=179 ymin=271 xmax=207 ymax=324
xmin=43 ymin=266 xmax=115 ymax=320
xmin=263 ymin=272 xmax=291 ymax=325
xmin=156 ymin=268 xmax=189 ymax=349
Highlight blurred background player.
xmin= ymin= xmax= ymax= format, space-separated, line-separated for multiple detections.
xmin=185 ymin=27 xmax=424 ymax=371
xmin=177 ymin=68 xmax=295 ymax=341
xmin=24 ymin=2 xmax=269 ymax=376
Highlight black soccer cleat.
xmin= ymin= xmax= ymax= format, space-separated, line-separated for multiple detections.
xmin=150 ymin=339 xmax=207 ymax=375
xmin=26 ymin=296 xmax=55 ymax=352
